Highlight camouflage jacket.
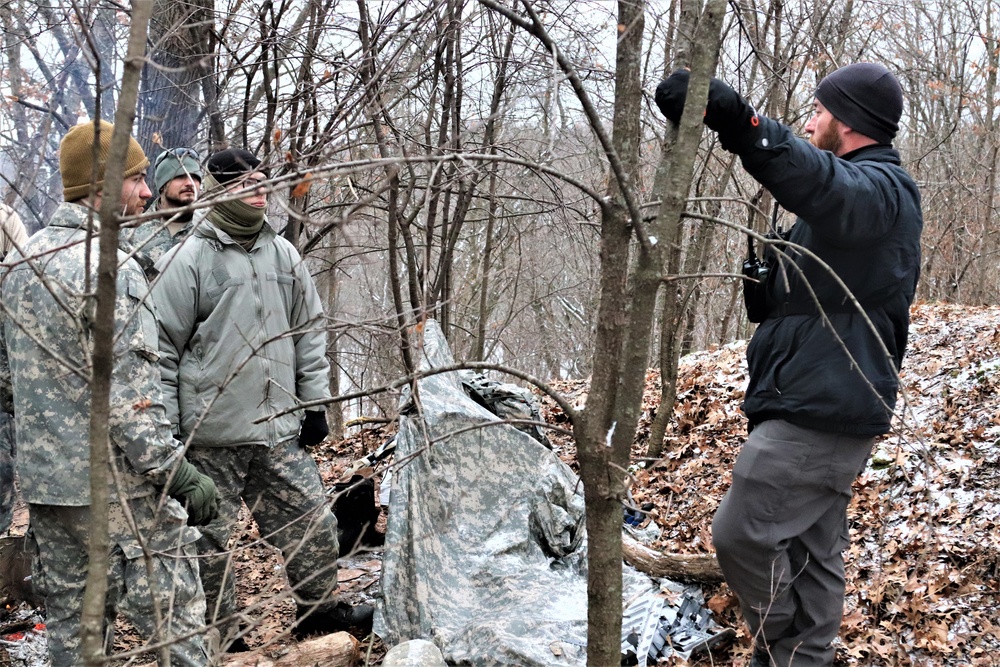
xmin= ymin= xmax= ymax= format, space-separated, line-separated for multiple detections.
xmin=151 ymin=214 xmax=330 ymax=447
xmin=120 ymin=209 xmax=193 ymax=278
xmin=0 ymin=203 xmax=185 ymax=505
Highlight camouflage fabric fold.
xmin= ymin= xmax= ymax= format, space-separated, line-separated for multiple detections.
xmin=374 ymin=320 xmax=655 ymax=666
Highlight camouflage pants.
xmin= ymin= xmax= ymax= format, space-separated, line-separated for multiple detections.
xmin=0 ymin=412 xmax=14 ymax=534
xmin=186 ymin=441 xmax=340 ymax=635
xmin=30 ymin=497 xmax=209 ymax=667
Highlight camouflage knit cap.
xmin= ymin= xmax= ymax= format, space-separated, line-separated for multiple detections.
xmin=60 ymin=119 xmax=149 ymax=201
xmin=154 ymin=149 xmax=203 ymax=194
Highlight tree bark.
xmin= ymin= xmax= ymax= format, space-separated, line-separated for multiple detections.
xmin=644 ymin=0 xmax=712 ymax=462
xmin=138 ymin=0 xmax=213 ymax=150
xmin=472 ymin=25 xmax=515 ymax=361
xmin=575 ymin=0 xmax=646 ymax=661
xmin=81 ymin=3 xmax=153 ymax=664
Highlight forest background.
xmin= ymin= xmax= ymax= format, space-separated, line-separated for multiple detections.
xmin=1 ymin=0 xmax=997 ymax=665
xmin=5 ymin=0 xmax=993 ymax=427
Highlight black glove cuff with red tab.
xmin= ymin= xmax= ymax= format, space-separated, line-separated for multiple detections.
xmin=706 ymin=78 xmax=760 ymax=153
xmin=655 ymin=69 xmax=761 ymax=154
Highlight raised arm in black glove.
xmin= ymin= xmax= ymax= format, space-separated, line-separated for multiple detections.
xmin=167 ymin=458 xmax=219 ymax=526
xmin=654 ymin=69 xmax=759 ymax=153
xmin=298 ymin=410 xmax=330 ymax=448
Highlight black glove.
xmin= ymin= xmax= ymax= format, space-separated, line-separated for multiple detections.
xmin=654 ymin=69 xmax=759 ymax=152
xmin=167 ymin=458 xmax=219 ymax=526
xmin=298 ymin=410 xmax=329 ymax=448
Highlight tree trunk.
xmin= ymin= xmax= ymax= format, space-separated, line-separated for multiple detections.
xmin=622 ymin=533 xmax=724 ymax=584
xmin=92 ymin=8 xmax=118 ymax=121
xmin=472 ymin=25 xmax=515 ymax=361
xmin=138 ymin=0 xmax=213 ymax=150
xmin=81 ymin=3 xmax=154 ymax=664
xmin=322 ymin=242 xmax=344 ymax=439
xmin=356 ymin=0 xmax=417 ymax=379
xmin=574 ymin=1 xmax=647 ymax=662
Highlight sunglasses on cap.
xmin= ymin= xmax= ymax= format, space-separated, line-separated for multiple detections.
xmin=154 ymin=147 xmax=202 ymax=167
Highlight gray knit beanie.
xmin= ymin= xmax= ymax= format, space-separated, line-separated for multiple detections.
xmin=814 ymin=63 xmax=903 ymax=145
xmin=153 ymin=148 xmax=203 ymax=194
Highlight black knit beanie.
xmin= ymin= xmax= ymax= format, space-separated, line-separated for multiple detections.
xmin=814 ymin=63 xmax=903 ymax=145
xmin=206 ymin=148 xmax=263 ymax=185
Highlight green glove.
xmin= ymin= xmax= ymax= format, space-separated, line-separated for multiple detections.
xmin=167 ymin=458 xmax=219 ymax=526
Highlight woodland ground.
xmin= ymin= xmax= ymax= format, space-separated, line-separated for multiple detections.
xmin=540 ymin=302 xmax=1000 ymax=666
xmin=2 ymin=302 xmax=999 ymax=666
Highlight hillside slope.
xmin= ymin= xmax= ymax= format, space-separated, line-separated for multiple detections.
xmin=541 ymin=302 xmax=1000 ymax=665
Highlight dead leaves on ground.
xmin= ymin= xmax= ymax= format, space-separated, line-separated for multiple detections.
xmin=539 ymin=303 xmax=1000 ymax=666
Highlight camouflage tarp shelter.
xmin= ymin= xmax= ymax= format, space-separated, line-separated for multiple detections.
xmin=373 ymin=320 xmax=657 ymax=666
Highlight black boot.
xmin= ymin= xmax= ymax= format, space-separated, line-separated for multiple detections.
xmin=749 ymin=645 xmax=771 ymax=667
xmin=225 ymin=636 xmax=251 ymax=653
xmin=293 ymin=601 xmax=374 ymax=638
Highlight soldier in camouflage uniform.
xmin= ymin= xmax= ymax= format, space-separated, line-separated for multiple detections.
xmin=0 ymin=120 xmax=218 ymax=666
xmin=151 ymin=148 xmax=373 ymax=652
xmin=122 ymin=147 xmax=203 ymax=279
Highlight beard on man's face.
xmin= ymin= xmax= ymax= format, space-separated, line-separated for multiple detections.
xmin=121 ymin=193 xmax=148 ymax=217
xmin=164 ymin=188 xmax=196 ymax=207
xmin=809 ymin=118 xmax=843 ymax=154
xmin=161 ymin=187 xmax=198 ymax=221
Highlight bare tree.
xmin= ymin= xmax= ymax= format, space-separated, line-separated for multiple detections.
xmin=6 ymin=1 xmax=1000 ymax=661
xmin=137 ymin=0 xmax=215 ymax=152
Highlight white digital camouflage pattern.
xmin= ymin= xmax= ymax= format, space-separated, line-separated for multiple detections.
xmin=374 ymin=320 xmax=657 ymax=666
xmin=0 ymin=410 xmax=14 ymax=533
xmin=31 ymin=498 xmax=208 ymax=666
xmin=120 ymin=214 xmax=192 ymax=278
xmin=184 ymin=440 xmax=341 ymax=635
xmin=0 ymin=201 xmax=208 ymax=666
xmin=0 ymin=202 xmax=189 ymax=504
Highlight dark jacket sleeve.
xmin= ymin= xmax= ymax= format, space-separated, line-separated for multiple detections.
xmin=735 ymin=117 xmax=901 ymax=246
xmin=732 ymin=117 xmax=923 ymax=437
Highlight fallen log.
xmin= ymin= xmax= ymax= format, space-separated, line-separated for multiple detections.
xmin=222 ymin=632 xmax=359 ymax=667
xmin=622 ymin=533 xmax=724 ymax=584
xmin=137 ymin=631 xmax=359 ymax=667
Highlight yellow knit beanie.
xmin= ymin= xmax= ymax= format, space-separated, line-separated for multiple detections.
xmin=60 ymin=119 xmax=150 ymax=201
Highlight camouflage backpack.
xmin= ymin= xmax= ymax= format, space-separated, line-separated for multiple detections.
xmin=458 ymin=371 xmax=551 ymax=448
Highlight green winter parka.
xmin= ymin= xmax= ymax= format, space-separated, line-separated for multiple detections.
xmin=151 ymin=214 xmax=330 ymax=447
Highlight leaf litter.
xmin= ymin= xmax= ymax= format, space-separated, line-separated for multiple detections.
xmin=3 ymin=303 xmax=999 ymax=666
xmin=539 ymin=303 xmax=1000 ymax=666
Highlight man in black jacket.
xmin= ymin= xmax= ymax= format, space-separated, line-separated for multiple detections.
xmin=655 ymin=64 xmax=922 ymax=666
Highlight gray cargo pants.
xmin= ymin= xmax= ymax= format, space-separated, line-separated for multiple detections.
xmin=712 ymin=419 xmax=874 ymax=666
